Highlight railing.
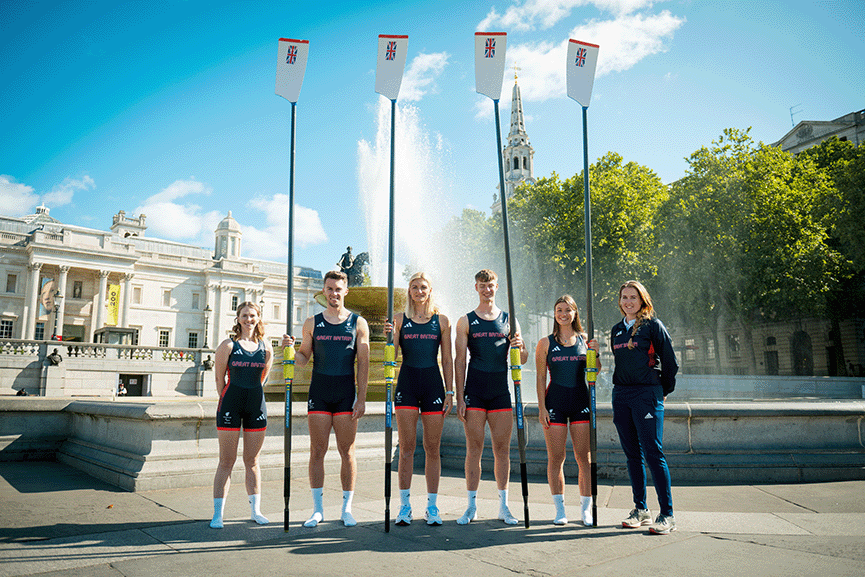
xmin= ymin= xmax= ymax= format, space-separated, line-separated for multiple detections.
xmin=0 ymin=338 xmax=211 ymax=363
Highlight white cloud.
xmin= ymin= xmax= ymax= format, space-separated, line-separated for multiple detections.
xmin=478 ymin=0 xmax=658 ymax=31
xmin=401 ymin=52 xmax=450 ymax=102
xmin=247 ymin=194 xmax=328 ymax=256
xmin=43 ymin=175 xmax=94 ymax=207
xmin=0 ymin=175 xmax=39 ymax=216
xmin=474 ymin=2 xmax=684 ymax=114
xmin=134 ymin=179 xmax=220 ymax=241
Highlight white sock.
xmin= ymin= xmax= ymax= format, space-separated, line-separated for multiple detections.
xmin=210 ymin=497 xmax=225 ymax=529
xmin=581 ymin=495 xmax=593 ymax=526
xmin=342 ymin=490 xmax=356 ymax=527
xmin=249 ymin=494 xmax=269 ymax=525
xmin=498 ymin=489 xmax=518 ymax=525
xmin=427 ymin=493 xmax=438 ymax=509
xmin=400 ymin=489 xmax=411 ymax=508
xmin=304 ymin=487 xmax=324 ymax=528
xmin=553 ymin=494 xmax=567 ymax=525
xmin=457 ymin=490 xmax=478 ymax=525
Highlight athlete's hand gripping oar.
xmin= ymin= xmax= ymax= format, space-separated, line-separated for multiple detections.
xmin=376 ymin=33 xmax=408 ymax=534
xmin=275 ymin=36 xmax=309 ymax=533
xmin=510 ymin=345 xmax=530 ymax=528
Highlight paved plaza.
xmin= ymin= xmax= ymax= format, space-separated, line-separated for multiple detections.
xmin=1 ymin=461 xmax=864 ymax=576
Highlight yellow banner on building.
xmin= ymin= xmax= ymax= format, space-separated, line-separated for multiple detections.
xmin=107 ymin=284 xmax=120 ymax=326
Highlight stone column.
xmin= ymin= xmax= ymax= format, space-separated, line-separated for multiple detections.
xmin=121 ymin=273 xmax=134 ymax=327
xmin=24 ymin=262 xmax=43 ymax=339
xmin=56 ymin=265 xmax=70 ymax=338
xmin=204 ymin=284 xmax=216 ymax=349
xmin=213 ymin=285 xmax=226 ymax=344
xmin=95 ymin=270 xmax=110 ymax=334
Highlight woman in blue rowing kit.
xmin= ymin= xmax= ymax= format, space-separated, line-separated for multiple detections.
xmin=210 ymin=301 xmax=274 ymax=529
xmin=535 ymin=295 xmax=598 ymax=526
xmin=385 ymin=272 xmax=454 ymax=526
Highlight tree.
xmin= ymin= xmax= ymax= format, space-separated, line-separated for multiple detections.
xmin=509 ymin=153 xmax=668 ymax=329
xmin=662 ymin=128 xmax=848 ymax=372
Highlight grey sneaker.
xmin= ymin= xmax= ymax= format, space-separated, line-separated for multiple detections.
xmin=649 ymin=513 xmax=677 ymax=535
xmin=622 ymin=508 xmax=652 ymax=528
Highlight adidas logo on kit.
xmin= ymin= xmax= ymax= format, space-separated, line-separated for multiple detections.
xmin=404 ymin=321 xmax=413 ymax=328
xmin=316 ymin=321 xmax=325 ymax=328
xmin=551 ymin=345 xmax=561 ymax=352
xmin=470 ymin=319 xmax=480 ymax=325
xmin=644 ymin=412 xmax=653 ymax=420
xmin=433 ymin=397 xmax=442 ymax=405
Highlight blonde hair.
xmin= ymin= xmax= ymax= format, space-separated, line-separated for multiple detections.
xmin=405 ymin=272 xmax=439 ymax=319
xmin=618 ymin=280 xmax=654 ymax=336
xmin=231 ymin=301 xmax=265 ymax=341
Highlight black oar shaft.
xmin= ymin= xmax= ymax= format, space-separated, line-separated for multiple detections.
xmin=384 ymin=98 xmax=397 ymax=533
xmin=284 ymin=100 xmax=298 ymax=533
xmin=493 ymin=99 xmax=529 ymax=528
xmin=582 ymin=105 xmax=598 ymax=526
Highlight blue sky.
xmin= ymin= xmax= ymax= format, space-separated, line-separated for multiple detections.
xmin=2 ymin=0 xmax=863 ymax=278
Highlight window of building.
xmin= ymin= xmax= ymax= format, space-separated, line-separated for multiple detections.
xmin=191 ymin=293 xmax=200 ymax=310
xmin=34 ymin=322 xmax=45 ymax=341
xmin=727 ymin=334 xmax=741 ymax=359
xmin=187 ymin=332 xmax=199 ymax=349
xmin=766 ymin=336 xmax=776 ymax=347
xmin=295 ymin=306 xmax=302 ymax=323
xmin=129 ymin=326 xmax=141 ymax=346
xmin=684 ymin=338 xmax=696 ymax=362
xmin=273 ymin=303 xmax=280 ymax=320
xmin=231 ymin=295 xmax=239 ymax=311
xmin=158 ymin=329 xmax=170 ymax=348
xmin=72 ymin=281 xmax=83 ymax=299
xmin=0 ymin=320 xmax=13 ymax=338
xmin=132 ymin=286 xmax=142 ymax=305
xmin=162 ymin=290 xmax=171 ymax=307
xmin=705 ymin=337 xmax=716 ymax=360
xmin=6 ymin=274 xmax=16 ymax=293
xmin=523 ymin=156 xmax=528 ymax=169
xmin=271 ymin=339 xmax=280 ymax=349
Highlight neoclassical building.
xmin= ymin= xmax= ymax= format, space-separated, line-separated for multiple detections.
xmin=0 ymin=207 xmax=322 ymax=350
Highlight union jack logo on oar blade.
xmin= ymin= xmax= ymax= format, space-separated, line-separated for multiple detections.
xmin=575 ymin=47 xmax=586 ymax=67
xmin=485 ymin=38 xmax=495 ymax=58
xmin=475 ymin=32 xmax=507 ymax=100
xmin=567 ymin=39 xmax=599 ymax=107
xmin=375 ymin=34 xmax=408 ymax=100
xmin=276 ymin=38 xmax=309 ymax=103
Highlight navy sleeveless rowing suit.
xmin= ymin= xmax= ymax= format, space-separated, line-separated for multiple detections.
xmin=544 ymin=334 xmax=590 ymax=425
xmin=217 ymin=339 xmax=268 ymax=431
xmin=308 ymin=312 xmax=358 ymax=415
xmin=464 ymin=310 xmax=511 ymax=412
xmin=396 ymin=314 xmax=445 ymax=414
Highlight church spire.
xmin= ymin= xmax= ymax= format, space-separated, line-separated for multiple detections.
xmin=492 ymin=70 xmax=535 ymax=213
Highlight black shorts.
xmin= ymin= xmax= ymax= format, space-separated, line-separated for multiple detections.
xmin=308 ymin=372 xmax=355 ymax=416
xmin=395 ymin=365 xmax=445 ymax=414
xmin=217 ymin=384 xmax=267 ymax=431
xmin=464 ymin=366 xmax=511 ymax=413
xmin=545 ymin=381 xmax=590 ymax=426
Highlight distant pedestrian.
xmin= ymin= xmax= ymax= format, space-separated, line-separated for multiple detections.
xmin=610 ymin=281 xmax=678 ymax=535
xmin=210 ymin=301 xmax=273 ymax=529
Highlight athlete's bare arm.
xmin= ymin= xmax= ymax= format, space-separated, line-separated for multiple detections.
xmin=454 ymin=314 xmax=469 ymax=423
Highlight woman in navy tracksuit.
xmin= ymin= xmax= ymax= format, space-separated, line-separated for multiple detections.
xmin=611 ymin=280 xmax=678 ymax=535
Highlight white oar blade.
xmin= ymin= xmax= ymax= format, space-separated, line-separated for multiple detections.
xmin=566 ymin=39 xmax=599 ymax=107
xmin=276 ymin=38 xmax=309 ymax=103
xmin=375 ymin=34 xmax=408 ymax=100
xmin=475 ymin=32 xmax=507 ymax=100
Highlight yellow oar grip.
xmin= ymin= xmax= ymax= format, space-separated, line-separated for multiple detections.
xmin=384 ymin=344 xmax=396 ymax=380
xmin=283 ymin=345 xmax=295 ymax=381
xmin=509 ymin=346 xmax=522 ymax=381
xmin=586 ymin=348 xmax=597 ymax=385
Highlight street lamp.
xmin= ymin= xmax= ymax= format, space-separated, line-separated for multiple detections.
xmin=203 ymin=304 xmax=212 ymax=349
xmin=52 ymin=289 xmax=63 ymax=340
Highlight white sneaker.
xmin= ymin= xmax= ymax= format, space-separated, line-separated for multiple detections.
xmin=457 ymin=506 xmax=477 ymax=525
xmin=499 ymin=506 xmax=518 ymax=525
xmin=425 ymin=506 xmax=443 ymax=526
xmin=395 ymin=505 xmax=412 ymax=526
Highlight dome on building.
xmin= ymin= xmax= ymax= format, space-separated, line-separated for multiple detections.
xmin=215 ymin=211 xmax=242 ymax=234
xmin=22 ymin=204 xmax=60 ymax=226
